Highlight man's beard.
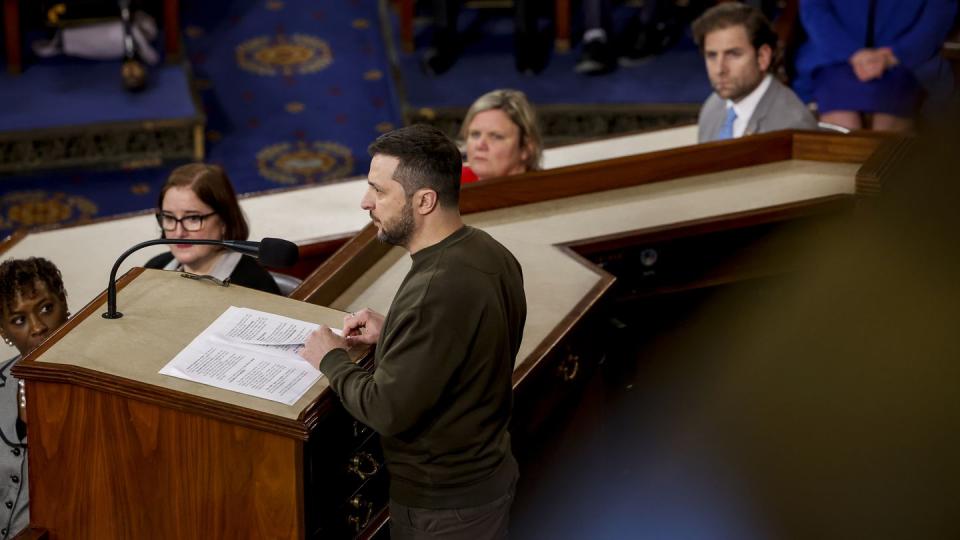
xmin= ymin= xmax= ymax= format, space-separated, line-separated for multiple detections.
xmin=376 ymin=198 xmax=415 ymax=247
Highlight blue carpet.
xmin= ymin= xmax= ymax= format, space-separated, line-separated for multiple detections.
xmin=0 ymin=60 xmax=196 ymax=132
xmin=393 ymin=9 xmax=712 ymax=108
xmin=181 ymin=0 xmax=402 ymax=192
xmin=0 ymin=0 xmax=401 ymax=237
xmin=0 ymin=1 xmax=711 ymax=238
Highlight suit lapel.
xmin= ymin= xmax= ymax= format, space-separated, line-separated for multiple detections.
xmin=745 ymin=80 xmax=778 ymax=136
xmin=705 ymin=95 xmax=725 ymax=141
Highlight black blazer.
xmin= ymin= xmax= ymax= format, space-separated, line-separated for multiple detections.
xmin=144 ymin=252 xmax=281 ymax=295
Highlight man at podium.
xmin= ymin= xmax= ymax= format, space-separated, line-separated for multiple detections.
xmin=300 ymin=125 xmax=527 ymax=539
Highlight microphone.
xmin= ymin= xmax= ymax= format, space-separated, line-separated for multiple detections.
xmin=102 ymin=237 xmax=299 ymax=319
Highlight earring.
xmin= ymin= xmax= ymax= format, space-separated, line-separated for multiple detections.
xmin=2 ymin=336 xmax=11 ymax=347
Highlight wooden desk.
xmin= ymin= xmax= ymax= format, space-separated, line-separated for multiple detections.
xmin=14 ymin=269 xmax=375 ymax=538
xmin=2 ymin=0 xmax=20 ymax=73
xmin=290 ymin=130 xmax=898 ymax=535
xmin=0 ymin=125 xmax=698 ymax=346
xmin=7 ymin=130 xmax=899 ymax=538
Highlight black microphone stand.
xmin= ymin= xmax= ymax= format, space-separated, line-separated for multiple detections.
xmin=103 ymin=238 xmax=260 ymax=319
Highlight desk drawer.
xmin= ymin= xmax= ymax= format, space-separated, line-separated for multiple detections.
xmin=512 ymin=319 xmax=604 ymax=447
xmin=305 ymin=413 xmax=386 ymax=538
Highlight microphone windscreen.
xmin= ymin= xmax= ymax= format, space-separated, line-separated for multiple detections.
xmin=258 ymin=237 xmax=300 ymax=267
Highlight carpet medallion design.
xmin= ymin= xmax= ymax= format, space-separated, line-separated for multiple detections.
xmin=256 ymin=141 xmax=354 ymax=185
xmin=0 ymin=191 xmax=98 ymax=230
xmin=236 ymin=34 xmax=333 ymax=77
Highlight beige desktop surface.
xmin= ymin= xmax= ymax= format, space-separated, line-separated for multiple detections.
xmin=37 ymin=269 xmax=349 ymax=420
xmin=332 ymin=160 xmax=860 ymax=366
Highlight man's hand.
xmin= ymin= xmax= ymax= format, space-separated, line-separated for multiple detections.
xmin=343 ymin=308 xmax=385 ymax=347
xmin=299 ymin=325 xmax=347 ymax=370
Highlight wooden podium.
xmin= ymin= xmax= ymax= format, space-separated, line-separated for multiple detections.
xmin=10 ymin=131 xmax=897 ymax=539
xmin=12 ymin=269 xmax=380 ymax=539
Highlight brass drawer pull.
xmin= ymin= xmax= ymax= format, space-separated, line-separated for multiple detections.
xmin=556 ymin=352 xmax=580 ymax=382
xmin=347 ymin=451 xmax=381 ymax=480
xmin=346 ymin=495 xmax=374 ymax=532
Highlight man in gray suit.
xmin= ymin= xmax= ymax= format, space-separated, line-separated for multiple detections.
xmin=693 ymin=3 xmax=817 ymax=143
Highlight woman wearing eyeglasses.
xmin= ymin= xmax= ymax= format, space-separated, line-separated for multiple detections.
xmin=144 ymin=164 xmax=281 ymax=295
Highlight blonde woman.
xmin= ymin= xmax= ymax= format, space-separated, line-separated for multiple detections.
xmin=459 ymin=89 xmax=542 ymax=183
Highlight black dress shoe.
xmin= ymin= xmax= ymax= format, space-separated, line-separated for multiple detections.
xmin=575 ymin=39 xmax=616 ymax=75
xmin=422 ymin=30 xmax=460 ymax=76
xmin=619 ymin=13 xmax=684 ymax=66
xmin=515 ymin=31 xmax=549 ymax=75
xmin=423 ymin=48 xmax=458 ymax=76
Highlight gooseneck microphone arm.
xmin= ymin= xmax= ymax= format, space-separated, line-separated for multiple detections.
xmin=102 ymin=237 xmax=298 ymax=319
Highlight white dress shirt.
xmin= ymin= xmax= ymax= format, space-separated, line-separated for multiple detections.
xmin=726 ymin=74 xmax=773 ymax=138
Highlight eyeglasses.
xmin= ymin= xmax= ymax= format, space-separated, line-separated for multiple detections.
xmin=156 ymin=211 xmax=217 ymax=232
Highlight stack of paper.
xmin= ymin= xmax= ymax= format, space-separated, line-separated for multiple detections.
xmin=159 ymin=306 xmax=331 ymax=405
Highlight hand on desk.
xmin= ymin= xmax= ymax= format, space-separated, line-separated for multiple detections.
xmin=300 ymin=326 xmax=347 ymax=370
xmin=298 ymin=308 xmax=383 ymax=370
xmin=343 ymin=308 xmax=383 ymax=347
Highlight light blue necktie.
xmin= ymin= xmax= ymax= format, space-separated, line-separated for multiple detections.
xmin=716 ymin=107 xmax=737 ymax=141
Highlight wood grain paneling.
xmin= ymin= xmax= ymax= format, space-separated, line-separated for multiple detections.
xmin=14 ymin=267 xmax=332 ymax=440
xmin=267 ymin=233 xmax=355 ymax=280
xmin=291 ymin=224 xmax=390 ymax=306
xmin=792 ymin=130 xmax=888 ymax=163
xmin=459 ymin=131 xmax=793 ymax=215
xmin=27 ymin=382 xmax=302 ymax=540
xmin=855 ymin=136 xmax=914 ymax=196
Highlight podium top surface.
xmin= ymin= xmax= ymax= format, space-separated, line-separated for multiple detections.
xmin=29 ymin=269 xmax=350 ymax=424
xmin=329 ymin=159 xmax=862 ymax=367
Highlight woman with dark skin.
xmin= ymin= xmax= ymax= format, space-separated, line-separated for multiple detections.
xmin=0 ymin=257 xmax=70 ymax=540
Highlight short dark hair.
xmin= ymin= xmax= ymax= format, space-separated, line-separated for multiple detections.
xmin=0 ymin=257 xmax=67 ymax=315
xmin=692 ymin=3 xmax=778 ymax=64
xmin=157 ymin=163 xmax=250 ymax=240
xmin=367 ymin=124 xmax=462 ymax=208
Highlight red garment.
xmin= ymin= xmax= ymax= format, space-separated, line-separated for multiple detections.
xmin=461 ymin=165 xmax=479 ymax=184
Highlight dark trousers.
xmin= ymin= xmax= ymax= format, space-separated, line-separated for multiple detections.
xmin=388 ymin=487 xmax=515 ymax=540
xmin=432 ymin=0 xmax=538 ymax=37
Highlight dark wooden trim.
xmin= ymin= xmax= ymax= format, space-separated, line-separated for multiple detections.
xmin=12 ymin=266 xmax=326 ymax=440
xmin=358 ymin=505 xmax=391 ymax=539
xmin=460 ymin=131 xmax=794 ymax=215
xmin=511 ymin=247 xmax=616 ymax=390
xmin=792 ymin=130 xmax=888 ymax=163
xmin=164 ymin=0 xmax=181 ymax=60
xmin=294 ymin=131 xmax=850 ymax=303
xmin=12 ymin=527 xmax=48 ymax=540
xmin=290 ymin=224 xmax=391 ymax=306
xmin=269 ymin=232 xmax=355 ymax=280
xmin=3 ymin=0 xmax=21 ymax=74
xmin=856 ymin=136 xmax=913 ymax=196
xmin=566 ymin=194 xmax=855 ymax=256
xmin=295 ymin=345 xmax=374 ymax=429
xmin=615 ymin=263 xmax=791 ymax=302
xmin=17 ymin=361 xmax=324 ymax=440
xmin=0 ymin=229 xmax=26 ymax=256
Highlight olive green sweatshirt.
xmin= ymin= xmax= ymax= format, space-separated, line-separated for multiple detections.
xmin=319 ymin=225 xmax=526 ymax=508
